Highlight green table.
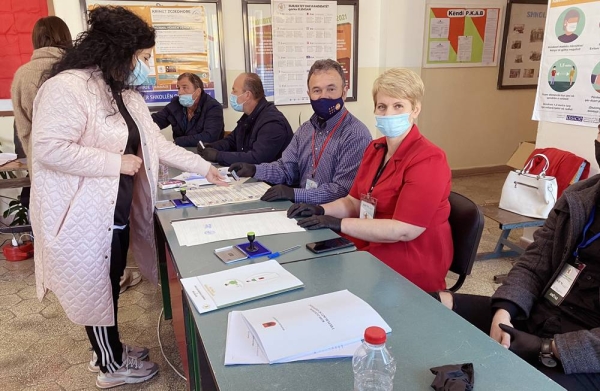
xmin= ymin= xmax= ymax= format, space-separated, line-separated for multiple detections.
xmin=188 ymin=251 xmax=564 ymax=391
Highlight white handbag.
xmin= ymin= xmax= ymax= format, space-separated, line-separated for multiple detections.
xmin=499 ymin=154 xmax=558 ymax=219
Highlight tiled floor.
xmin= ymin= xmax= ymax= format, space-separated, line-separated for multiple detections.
xmin=0 ymin=173 xmax=521 ymax=390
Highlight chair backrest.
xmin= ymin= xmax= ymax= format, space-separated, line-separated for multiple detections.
xmin=447 ymin=191 xmax=484 ymax=292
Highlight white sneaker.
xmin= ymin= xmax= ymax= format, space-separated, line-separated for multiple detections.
xmin=119 ymin=270 xmax=142 ymax=294
xmin=96 ymin=355 xmax=158 ymax=389
xmin=88 ymin=344 xmax=150 ymax=372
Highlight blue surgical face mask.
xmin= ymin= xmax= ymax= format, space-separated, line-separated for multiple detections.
xmin=128 ymin=59 xmax=150 ymax=86
xmin=179 ymin=94 xmax=195 ymax=107
xmin=229 ymin=93 xmax=246 ymax=112
xmin=375 ymin=113 xmax=412 ymax=138
xmin=310 ymin=97 xmax=344 ymax=120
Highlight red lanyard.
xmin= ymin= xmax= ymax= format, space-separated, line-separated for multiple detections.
xmin=311 ymin=111 xmax=348 ymax=177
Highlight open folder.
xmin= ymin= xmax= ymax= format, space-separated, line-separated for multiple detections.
xmin=224 ymin=290 xmax=391 ymax=365
xmin=181 ymin=260 xmax=304 ymax=314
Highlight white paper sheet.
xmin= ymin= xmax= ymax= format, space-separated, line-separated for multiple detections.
xmin=181 ymin=260 xmax=304 ymax=313
xmin=0 ymin=153 xmax=18 ymax=166
xmin=430 ymin=18 xmax=450 ymax=39
xmin=224 ymin=290 xmax=391 ymax=364
xmin=172 ymin=210 xmax=305 ymax=246
xmin=224 ymin=311 xmax=360 ymax=365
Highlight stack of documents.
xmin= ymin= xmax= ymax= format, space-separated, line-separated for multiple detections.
xmin=181 ymin=260 xmax=304 ymax=314
xmin=172 ymin=210 xmax=305 ymax=246
xmin=225 ymin=290 xmax=391 ymax=365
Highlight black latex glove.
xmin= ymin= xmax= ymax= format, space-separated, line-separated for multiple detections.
xmin=287 ymin=203 xmax=324 ymax=218
xmin=499 ymin=323 xmax=542 ymax=363
xmin=297 ymin=215 xmax=341 ymax=232
xmin=196 ymin=142 xmax=212 ymax=154
xmin=261 ymin=185 xmax=295 ymax=202
xmin=228 ymin=162 xmax=256 ymax=178
xmin=430 ymin=363 xmax=474 ymax=391
xmin=199 ymin=147 xmax=218 ymax=162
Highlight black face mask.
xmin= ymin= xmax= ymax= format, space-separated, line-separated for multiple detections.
xmin=596 ymin=140 xmax=600 ymax=167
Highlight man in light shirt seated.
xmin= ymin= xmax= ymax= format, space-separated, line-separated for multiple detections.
xmin=229 ymin=59 xmax=371 ymax=204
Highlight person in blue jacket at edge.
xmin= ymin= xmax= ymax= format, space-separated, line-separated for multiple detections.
xmin=152 ymin=72 xmax=224 ymax=147
xmin=198 ymin=72 xmax=293 ymax=166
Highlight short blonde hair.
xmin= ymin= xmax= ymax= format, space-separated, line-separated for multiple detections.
xmin=372 ymin=68 xmax=424 ymax=109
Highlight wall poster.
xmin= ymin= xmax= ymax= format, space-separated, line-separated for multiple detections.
xmin=84 ymin=0 xmax=228 ymax=108
xmin=242 ymin=0 xmax=358 ymax=103
xmin=533 ymin=0 xmax=600 ymax=127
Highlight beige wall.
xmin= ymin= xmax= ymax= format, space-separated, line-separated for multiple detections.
xmin=419 ymin=68 xmax=539 ymax=169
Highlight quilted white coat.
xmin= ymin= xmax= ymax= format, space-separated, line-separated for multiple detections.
xmin=30 ymin=69 xmax=211 ymax=326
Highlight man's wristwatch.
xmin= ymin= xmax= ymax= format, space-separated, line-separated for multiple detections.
xmin=540 ymin=338 xmax=557 ymax=367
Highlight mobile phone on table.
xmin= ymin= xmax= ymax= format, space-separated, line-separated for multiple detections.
xmin=306 ymin=237 xmax=354 ymax=254
xmin=155 ymin=200 xmax=176 ymax=210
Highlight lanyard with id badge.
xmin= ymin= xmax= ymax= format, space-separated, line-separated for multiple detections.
xmin=544 ymin=207 xmax=600 ymax=306
xmin=307 ymin=111 xmax=348 ymax=190
xmin=360 ymin=145 xmax=388 ymax=219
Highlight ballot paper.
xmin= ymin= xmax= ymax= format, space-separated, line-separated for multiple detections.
xmin=185 ymin=181 xmax=270 ymax=207
xmin=224 ymin=290 xmax=391 ymax=365
xmin=172 ymin=210 xmax=305 ymax=246
xmin=180 ymin=260 xmax=304 ymax=314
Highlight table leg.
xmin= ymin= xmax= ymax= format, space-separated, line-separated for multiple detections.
xmin=477 ymin=229 xmax=523 ymax=260
xmin=155 ymin=216 xmax=172 ymax=320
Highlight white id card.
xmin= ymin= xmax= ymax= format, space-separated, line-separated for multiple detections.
xmin=306 ymin=178 xmax=318 ymax=189
xmin=544 ymin=262 xmax=586 ymax=306
xmin=359 ymin=194 xmax=377 ymax=219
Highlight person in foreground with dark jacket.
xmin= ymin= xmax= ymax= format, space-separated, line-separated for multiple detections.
xmin=198 ymin=72 xmax=293 ymax=166
xmin=152 ymin=72 xmax=224 ymax=146
xmin=432 ymin=143 xmax=600 ymax=390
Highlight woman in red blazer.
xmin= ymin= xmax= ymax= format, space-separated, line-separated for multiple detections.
xmin=288 ymin=68 xmax=453 ymax=292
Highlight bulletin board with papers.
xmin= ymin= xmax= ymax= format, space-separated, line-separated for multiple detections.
xmin=242 ymin=0 xmax=358 ymax=103
xmin=424 ymin=4 xmax=503 ymax=68
xmin=83 ymin=0 xmax=228 ymax=108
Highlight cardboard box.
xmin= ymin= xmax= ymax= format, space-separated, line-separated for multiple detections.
xmin=506 ymin=142 xmax=535 ymax=169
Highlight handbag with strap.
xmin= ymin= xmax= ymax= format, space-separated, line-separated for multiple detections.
xmin=499 ymin=154 xmax=558 ymax=219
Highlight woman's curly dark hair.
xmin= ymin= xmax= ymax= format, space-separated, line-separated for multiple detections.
xmin=50 ymin=6 xmax=155 ymax=94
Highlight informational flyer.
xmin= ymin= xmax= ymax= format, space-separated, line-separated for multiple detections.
xmin=248 ymin=3 xmax=354 ymax=101
xmin=87 ymin=1 xmax=216 ymax=107
xmin=272 ymin=0 xmax=337 ymax=105
xmin=424 ymin=6 xmax=502 ymax=67
xmin=533 ymin=0 xmax=600 ymax=127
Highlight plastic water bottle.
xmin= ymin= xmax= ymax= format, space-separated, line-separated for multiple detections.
xmin=353 ymin=326 xmax=396 ymax=391
xmin=158 ymin=163 xmax=170 ymax=183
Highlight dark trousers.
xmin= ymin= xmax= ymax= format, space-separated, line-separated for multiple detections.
xmin=441 ymin=293 xmax=600 ymax=391
xmin=85 ymin=227 xmax=129 ymax=373
xmin=13 ymin=121 xmax=29 ymax=209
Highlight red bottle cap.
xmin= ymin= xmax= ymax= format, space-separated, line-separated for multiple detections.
xmin=364 ymin=326 xmax=386 ymax=344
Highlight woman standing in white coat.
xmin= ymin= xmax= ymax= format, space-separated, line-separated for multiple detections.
xmin=30 ymin=6 xmax=226 ymax=388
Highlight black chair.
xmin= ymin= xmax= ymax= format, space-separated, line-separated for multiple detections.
xmin=447 ymin=191 xmax=484 ymax=292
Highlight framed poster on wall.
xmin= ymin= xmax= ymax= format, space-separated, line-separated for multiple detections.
xmin=423 ymin=4 xmax=503 ymax=68
xmin=497 ymin=0 xmax=548 ymax=90
xmin=82 ymin=0 xmax=228 ymax=108
xmin=242 ymin=0 xmax=358 ymax=103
